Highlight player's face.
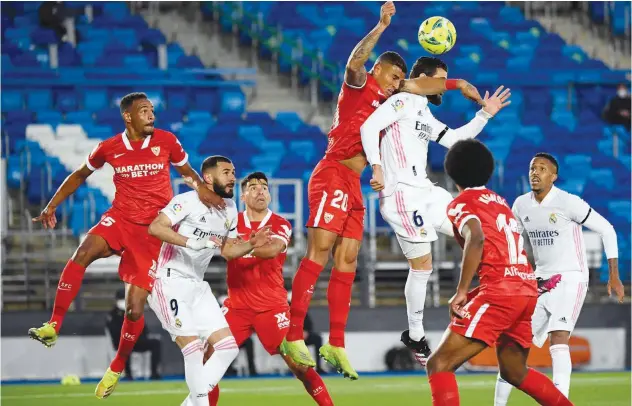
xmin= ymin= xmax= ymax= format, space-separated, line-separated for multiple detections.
xmin=529 ymin=157 xmax=557 ymax=192
xmin=374 ymin=63 xmax=405 ymax=97
xmin=129 ymin=99 xmax=155 ymax=136
xmin=209 ymin=162 xmax=236 ymax=198
xmin=242 ymin=179 xmax=271 ymax=211
xmin=427 ymin=68 xmax=447 ymax=106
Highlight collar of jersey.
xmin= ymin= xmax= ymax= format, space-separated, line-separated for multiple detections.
xmin=531 ymin=185 xmax=558 ymax=206
xmin=122 ymin=130 xmax=152 ymax=150
xmin=243 ymin=209 xmax=272 ymax=229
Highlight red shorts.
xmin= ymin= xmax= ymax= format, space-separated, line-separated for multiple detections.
xmin=223 ymin=304 xmax=290 ymax=355
xmin=88 ymin=208 xmax=162 ymax=292
xmin=306 ymin=159 xmax=365 ymax=241
xmin=449 ymin=292 xmax=537 ymax=349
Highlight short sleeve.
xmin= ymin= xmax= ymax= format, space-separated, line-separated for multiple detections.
xmin=86 ymin=142 xmax=107 ymax=171
xmin=227 ymin=205 xmax=238 ymax=239
xmin=511 ymin=200 xmax=524 ymax=234
xmin=271 ymin=217 xmax=292 ymax=251
xmin=160 ymin=194 xmax=192 ymax=225
xmin=447 ymin=199 xmax=480 ymax=237
xmin=169 ymin=133 xmax=188 ymax=167
xmin=566 ymin=194 xmax=592 ymax=225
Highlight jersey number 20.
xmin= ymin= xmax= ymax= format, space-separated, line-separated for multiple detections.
xmin=496 ymin=214 xmax=527 ymax=265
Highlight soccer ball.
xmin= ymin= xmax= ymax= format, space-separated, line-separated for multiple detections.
xmin=418 ymin=16 xmax=457 ymax=55
xmin=60 ymin=374 xmax=81 ymax=386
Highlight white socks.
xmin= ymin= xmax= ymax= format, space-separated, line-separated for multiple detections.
xmin=405 ymin=268 xmax=432 ymax=341
xmin=494 ymin=373 xmax=513 ymax=406
xmin=203 ymin=336 xmax=240 ymax=392
xmin=493 ymin=344 xmax=572 ymax=405
xmin=181 ymin=340 xmax=207 ymax=406
xmin=550 ymin=344 xmax=572 ymax=397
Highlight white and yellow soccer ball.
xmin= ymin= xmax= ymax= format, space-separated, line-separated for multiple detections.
xmin=418 ymin=16 xmax=457 ymax=55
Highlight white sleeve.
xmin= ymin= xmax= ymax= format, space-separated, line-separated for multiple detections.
xmin=567 ymin=194 xmax=592 ymax=224
xmin=582 ymin=208 xmax=618 ymax=259
xmin=360 ymin=93 xmax=411 ymax=167
xmin=227 ymin=206 xmax=238 ymax=239
xmin=511 ymin=200 xmax=525 ymax=234
xmin=160 ymin=194 xmax=191 ymax=225
xmin=435 ymin=109 xmax=493 ymax=149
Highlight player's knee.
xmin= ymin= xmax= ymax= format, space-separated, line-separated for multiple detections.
xmin=426 ymin=354 xmax=452 ymax=374
xmin=72 ymin=244 xmax=102 ymax=267
xmin=499 ymin=367 xmax=527 ymax=387
xmin=409 ymin=252 xmax=432 ymax=270
xmin=549 ymin=330 xmax=570 ymax=345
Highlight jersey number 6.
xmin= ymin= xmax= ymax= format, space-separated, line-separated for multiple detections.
xmin=412 ymin=210 xmax=424 ymax=227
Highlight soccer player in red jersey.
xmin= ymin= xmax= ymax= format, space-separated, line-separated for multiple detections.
xmin=426 ymin=139 xmax=573 ymax=406
xmin=204 ymin=172 xmax=333 ymax=406
xmin=27 ymin=92 xmax=224 ymax=398
xmin=284 ymin=1 xmax=486 ymax=378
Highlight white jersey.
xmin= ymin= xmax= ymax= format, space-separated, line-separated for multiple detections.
xmin=157 ymin=191 xmax=238 ymax=281
xmin=361 ymin=92 xmax=492 ymax=197
xmin=513 ymin=186 xmax=606 ymax=282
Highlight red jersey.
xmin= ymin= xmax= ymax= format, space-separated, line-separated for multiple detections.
xmin=86 ymin=129 xmax=188 ymax=225
xmin=225 ymin=211 xmax=292 ymax=311
xmin=324 ymin=74 xmax=387 ymax=161
xmin=447 ymin=187 xmax=538 ymax=297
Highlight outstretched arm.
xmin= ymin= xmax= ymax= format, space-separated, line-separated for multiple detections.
xmin=401 ymin=77 xmax=486 ymax=106
xmin=345 ymin=2 xmax=395 ymax=87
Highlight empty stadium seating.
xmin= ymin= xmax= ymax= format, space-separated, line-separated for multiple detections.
xmin=2 ymin=1 xmax=630 ymax=281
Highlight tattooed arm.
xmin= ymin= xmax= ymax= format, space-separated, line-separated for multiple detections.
xmin=345 ymin=1 xmax=395 ymax=87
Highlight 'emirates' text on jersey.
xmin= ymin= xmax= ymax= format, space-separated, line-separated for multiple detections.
xmin=157 ymin=191 xmax=238 ymax=281
xmin=447 ymin=187 xmax=538 ymax=297
xmin=512 ymin=186 xmax=592 ymax=281
xmin=225 ymin=211 xmax=292 ymax=312
xmin=86 ymin=129 xmax=188 ymax=225
xmin=325 ymin=75 xmax=386 ymax=161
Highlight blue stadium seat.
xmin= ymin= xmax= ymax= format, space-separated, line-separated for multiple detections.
xmin=2 ymin=90 xmax=24 ymax=111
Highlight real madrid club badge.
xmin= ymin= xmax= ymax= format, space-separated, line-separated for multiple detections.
xmin=549 ymin=213 xmax=557 ymax=224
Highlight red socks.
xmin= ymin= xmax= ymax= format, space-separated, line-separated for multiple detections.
xmin=49 ymin=259 xmax=86 ymax=332
xmin=287 ymin=259 xmax=324 ymax=341
xmin=518 ymin=368 xmax=574 ymax=406
xmin=301 ymin=368 xmax=334 ymax=406
xmin=208 ymin=385 xmax=220 ymax=405
xmin=109 ymin=315 xmax=145 ymax=373
xmin=428 ymin=372 xmax=460 ymax=406
xmin=327 ymin=269 xmax=355 ymax=347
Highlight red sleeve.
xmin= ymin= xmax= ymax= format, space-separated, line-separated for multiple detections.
xmin=271 ymin=216 xmax=292 ymax=249
xmin=86 ymin=141 xmax=107 ymax=171
xmin=168 ymin=132 xmax=188 ymax=167
xmin=446 ymin=198 xmax=480 ymax=237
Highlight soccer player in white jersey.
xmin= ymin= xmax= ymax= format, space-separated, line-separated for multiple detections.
xmin=360 ymin=56 xmax=512 ymax=364
xmin=146 ymin=155 xmax=271 ymax=406
xmin=494 ymin=152 xmax=625 ymax=404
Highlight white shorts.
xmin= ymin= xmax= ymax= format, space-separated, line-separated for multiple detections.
xmin=531 ymin=279 xmax=588 ymax=347
xmin=148 ymin=276 xmax=229 ymax=341
xmin=380 ymin=184 xmax=454 ymax=259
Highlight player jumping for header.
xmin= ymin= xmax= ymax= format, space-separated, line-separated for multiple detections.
xmin=426 ymin=139 xmax=573 ymax=406
xmin=28 ymin=93 xmax=225 ymax=399
xmin=284 ymin=1 xmax=487 ymax=379
xmin=360 ymin=56 xmax=511 ymax=365
xmin=493 ymin=152 xmax=625 ymax=404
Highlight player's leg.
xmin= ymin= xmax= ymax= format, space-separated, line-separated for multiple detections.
xmin=177 ymin=335 xmax=209 ymax=406
xmin=281 ymin=354 xmax=334 ymax=406
xmin=496 ymin=338 xmax=573 ymax=406
xmin=425 ymin=329 xmax=488 ymax=405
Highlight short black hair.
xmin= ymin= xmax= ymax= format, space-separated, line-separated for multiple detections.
xmin=444 ymin=139 xmax=495 ymax=188
xmin=376 ymin=51 xmax=408 ymax=74
xmin=410 ymin=57 xmax=448 ymax=79
xmin=119 ymin=92 xmax=148 ymax=114
xmin=533 ymin=152 xmax=559 ymax=174
xmin=241 ymin=171 xmax=268 ymax=190
xmin=201 ymin=155 xmax=232 ymax=174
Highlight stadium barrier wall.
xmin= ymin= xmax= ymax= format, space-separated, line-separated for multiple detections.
xmin=2 ymin=304 xmax=628 ymax=381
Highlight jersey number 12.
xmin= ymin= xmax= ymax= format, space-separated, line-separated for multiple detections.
xmin=496 ymin=213 xmax=527 ymax=265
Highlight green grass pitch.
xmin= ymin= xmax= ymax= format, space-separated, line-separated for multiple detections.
xmin=2 ymin=372 xmax=630 ymax=405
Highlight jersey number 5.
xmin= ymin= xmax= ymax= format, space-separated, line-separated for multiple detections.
xmin=331 ymin=190 xmax=349 ymax=212
xmin=100 ymin=216 xmax=116 ymax=227
xmin=496 ymin=214 xmax=527 ymax=265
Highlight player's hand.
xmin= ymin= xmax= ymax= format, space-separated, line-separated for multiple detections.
xmin=250 ymin=226 xmax=272 ymax=248
xmin=186 ymin=238 xmax=213 ymax=251
xmin=457 ymin=80 xmax=486 ymax=107
xmin=607 ymin=277 xmax=625 ymax=303
xmin=448 ymin=290 xmax=468 ymax=319
xmin=197 ymin=184 xmax=227 ymax=211
xmin=379 ymin=1 xmax=396 ymax=27
xmin=482 ymin=86 xmax=511 ymax=117
xmin=370 ymin=165 xmax=385 ymax=192
xmin=32 ymin=205 xmax=58 ymax=229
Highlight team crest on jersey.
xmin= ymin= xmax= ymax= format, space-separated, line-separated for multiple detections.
xmin=151 ymin=146 xmax=161 ymax=156
xmin=419 ymin=228 xmax=427 ymax=237
xmin=175 ymin=318 xmax=182 ymax=328
xmin=549 ymin=213 xmax=558 ymax=224
xmin=391 ymin=99 xmax=404 ymax=112
xmin=324 ymin=213 xmax=334 ymax=224
xmin=224 ymin=219 xmax=231 ymax=230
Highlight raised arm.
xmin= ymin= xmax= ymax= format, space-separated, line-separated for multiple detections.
xmin=345 ymin=2 xmax=395 ymax=87
xmin=401 ymin=77 xmax=486 ymax=106
xmin=32 ymin=163 xmax=93 ymax=229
